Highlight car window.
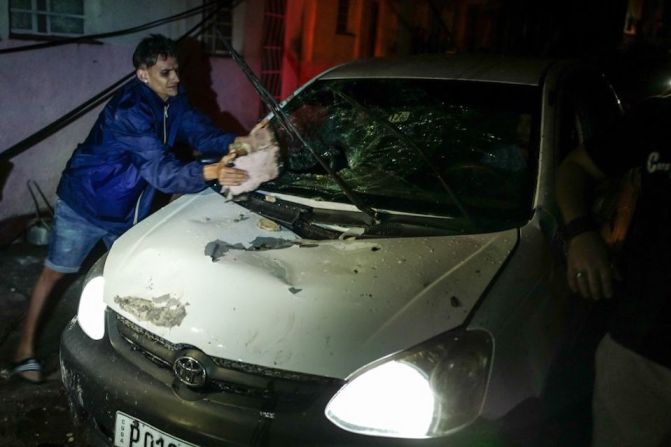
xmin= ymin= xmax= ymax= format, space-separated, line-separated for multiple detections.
xmin=267 ymin=78 xmax=541 ymax=230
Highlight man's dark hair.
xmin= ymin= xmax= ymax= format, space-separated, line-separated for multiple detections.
xmin=132 ymin=34 xmax=178 ymax=69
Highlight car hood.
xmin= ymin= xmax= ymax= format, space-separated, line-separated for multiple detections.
xmin=104 ymin=190 xmax=518 ymax=379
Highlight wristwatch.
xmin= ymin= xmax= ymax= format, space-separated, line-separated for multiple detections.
xmin=562 ymin=216 xmax=596 ymax=242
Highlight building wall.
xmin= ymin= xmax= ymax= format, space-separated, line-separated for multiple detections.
xmin=0 ymin=0 xmax=264 ymax=222
xmin=281 ymin=0 xmax=401 ymax=98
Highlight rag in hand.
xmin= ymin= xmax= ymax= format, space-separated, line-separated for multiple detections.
xmin=225 ymin=121 xmax=280 ymax=196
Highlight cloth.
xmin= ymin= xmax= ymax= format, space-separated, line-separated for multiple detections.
xmin=592 ymin=334 xmax=671 ymax=447
xmin=230 ymin=119 xmax=277 ymax=155
xmin=57 ymin=78 xmax=236 ymax=235
xmin=224 ymin=120 xmax=280 ymax=196
xmin=584 ymin=96 xmax=671 ymax=369
xmin=45 ymin=200 xmax=118 ymax=273
xmin=226 ymin=145 xmax=280 ymax=196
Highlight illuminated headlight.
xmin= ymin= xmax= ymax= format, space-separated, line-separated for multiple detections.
xmin=325 ymin=329 xmax=493 ymax=439
xmin=77 ymin=253 xmax=108 ymax=340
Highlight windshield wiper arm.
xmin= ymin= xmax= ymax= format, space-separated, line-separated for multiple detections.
xmin=327 ymin=86 xmax=475 ymax=228
xmin=214 ymin=27 xmax=380 ymax=225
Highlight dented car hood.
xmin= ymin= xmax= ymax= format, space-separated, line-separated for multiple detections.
xmin=104 ymin=189 xmax=517 ymax=379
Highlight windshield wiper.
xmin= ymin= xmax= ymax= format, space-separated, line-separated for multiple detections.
xmin=326 ymin=86 xmax=475 ymax=228
xmin=240 ymin=192 xmax=369 ymax=240
xmin=215 ymin=27 xmax=380 ymax=226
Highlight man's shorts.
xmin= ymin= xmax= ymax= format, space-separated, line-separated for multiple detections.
xmin=45 ymin=199 xmax=119 ymax=274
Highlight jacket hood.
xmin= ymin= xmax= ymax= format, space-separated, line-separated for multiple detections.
xmin=104 ymin=189 xmax=518 ymax=379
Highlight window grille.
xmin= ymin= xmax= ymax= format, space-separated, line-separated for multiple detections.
xmin=336 ymin=0 xmax=350 ymax=34
xmin=9 ymin=0 xmax=84 ymax=36
xmin=201 ymin=0 xmax=233 ymax=56
xmin=260 ymin=0 xmax=286 ymax=103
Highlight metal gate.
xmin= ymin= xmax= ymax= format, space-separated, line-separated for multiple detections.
xmin=259 ymin=0 xmax=287 ymax=117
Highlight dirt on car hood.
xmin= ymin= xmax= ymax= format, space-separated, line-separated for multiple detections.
xmin=104 ymin=190 xmax=517 ymax=380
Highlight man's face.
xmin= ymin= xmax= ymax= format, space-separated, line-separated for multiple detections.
xmin=136 ymin=55 xmax=180 ymax=101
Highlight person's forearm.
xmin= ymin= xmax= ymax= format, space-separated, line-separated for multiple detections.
xmin=556 ymin=160 xmax=594 ymax=223
xmin=556 ymin=147 xmax=614 ymax=299
xmin=556 ymin=146 xmax=606 ymax=224
xmin=203 ymin=163 xmax=219 ymax=181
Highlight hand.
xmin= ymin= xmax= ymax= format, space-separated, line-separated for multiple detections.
xmin=566 ymin=231 xmax=617 ymax=300
xmin=220 ymin=149 xmax=238 ymax=166
xmin=217 ymin=151 xmax=248 ymax=186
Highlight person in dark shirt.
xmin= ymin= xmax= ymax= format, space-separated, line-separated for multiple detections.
xmin=11 ymin=34 xmax=274 ymax=383
xmin=556 ymin=96 xmax=671 ymax=446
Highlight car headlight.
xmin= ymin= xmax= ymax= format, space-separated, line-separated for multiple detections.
xmin=77 ymin=253 xmax=108 ymax=340
xmin=325 ymin=329 xmax=493 ymax=439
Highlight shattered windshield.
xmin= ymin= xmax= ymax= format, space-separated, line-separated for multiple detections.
xmin=265 ymin=78 xmax=539 ymax=230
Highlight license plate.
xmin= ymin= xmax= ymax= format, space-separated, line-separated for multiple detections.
xmin=114 ymin=411 xmax=198 ymax=447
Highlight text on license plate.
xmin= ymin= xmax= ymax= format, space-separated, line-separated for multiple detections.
xmin=114 ymin=411 xmax=198 ymax=447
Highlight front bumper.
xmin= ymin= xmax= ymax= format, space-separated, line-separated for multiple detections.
xmin=60 ymin=312 xmax=513 ymax=446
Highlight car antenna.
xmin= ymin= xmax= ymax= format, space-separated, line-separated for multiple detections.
xmin=214 ymin=27 xmax=380 ymax=225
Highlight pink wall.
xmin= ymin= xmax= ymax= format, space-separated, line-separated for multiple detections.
xmin=0 ymin=42 xmax=133 ymax=222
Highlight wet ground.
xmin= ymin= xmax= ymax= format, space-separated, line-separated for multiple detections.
xmin=0 ymin=240 xmax=85 ymax=447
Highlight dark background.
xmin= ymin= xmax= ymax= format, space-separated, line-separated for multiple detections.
xmin=396 ymin=0 xmax=671 ymax=107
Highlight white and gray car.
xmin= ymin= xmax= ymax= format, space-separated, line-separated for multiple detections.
xmin=61 ymin=54 xmax=622 ymax=446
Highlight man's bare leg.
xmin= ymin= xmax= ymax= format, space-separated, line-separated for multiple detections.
xmin=14 ymin=266 xmax=65 ymax=382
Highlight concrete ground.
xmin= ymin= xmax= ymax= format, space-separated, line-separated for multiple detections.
xmin=0 ymin=240 xmax=85 ymax=447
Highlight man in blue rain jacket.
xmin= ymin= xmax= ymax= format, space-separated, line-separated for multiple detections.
xmin=12 ymin=34 xmax=261 ymax=382
xmin=58 ymin=42 xmax=244 ymax=233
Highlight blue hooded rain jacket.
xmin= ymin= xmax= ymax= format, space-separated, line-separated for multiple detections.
xmin=57 ymin=78 xmax=236 ymax=235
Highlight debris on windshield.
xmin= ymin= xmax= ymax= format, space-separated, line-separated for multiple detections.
xmin=265 ymin=78 xmax=536 ymax=230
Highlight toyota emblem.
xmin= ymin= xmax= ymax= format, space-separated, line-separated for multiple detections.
xmin=173 ymin=356 xmax=207 ymax=387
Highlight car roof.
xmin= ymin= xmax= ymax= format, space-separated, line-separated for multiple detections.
xmin=319 ymin=54 xmax=559 ymax=87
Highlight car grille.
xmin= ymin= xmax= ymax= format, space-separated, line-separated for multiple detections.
xmin=112 ymin=311 xmax=341 ymax=405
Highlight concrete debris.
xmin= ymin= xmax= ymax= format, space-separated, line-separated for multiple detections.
xmin=114 ymin=294 xmax=188 ymax=327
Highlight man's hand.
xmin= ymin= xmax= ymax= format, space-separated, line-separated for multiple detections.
xmin=202 ymin=150 xmax=249 ymax=186
xmin=217 ymin=165 xmax=249 ymax=187
xmin=211 ymin=121 xmax=280 ymax=196
xmin=217 ymin=150 xmax=249 ymax=186
xmin=566 ymin=230 xmax=617 ymax=300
